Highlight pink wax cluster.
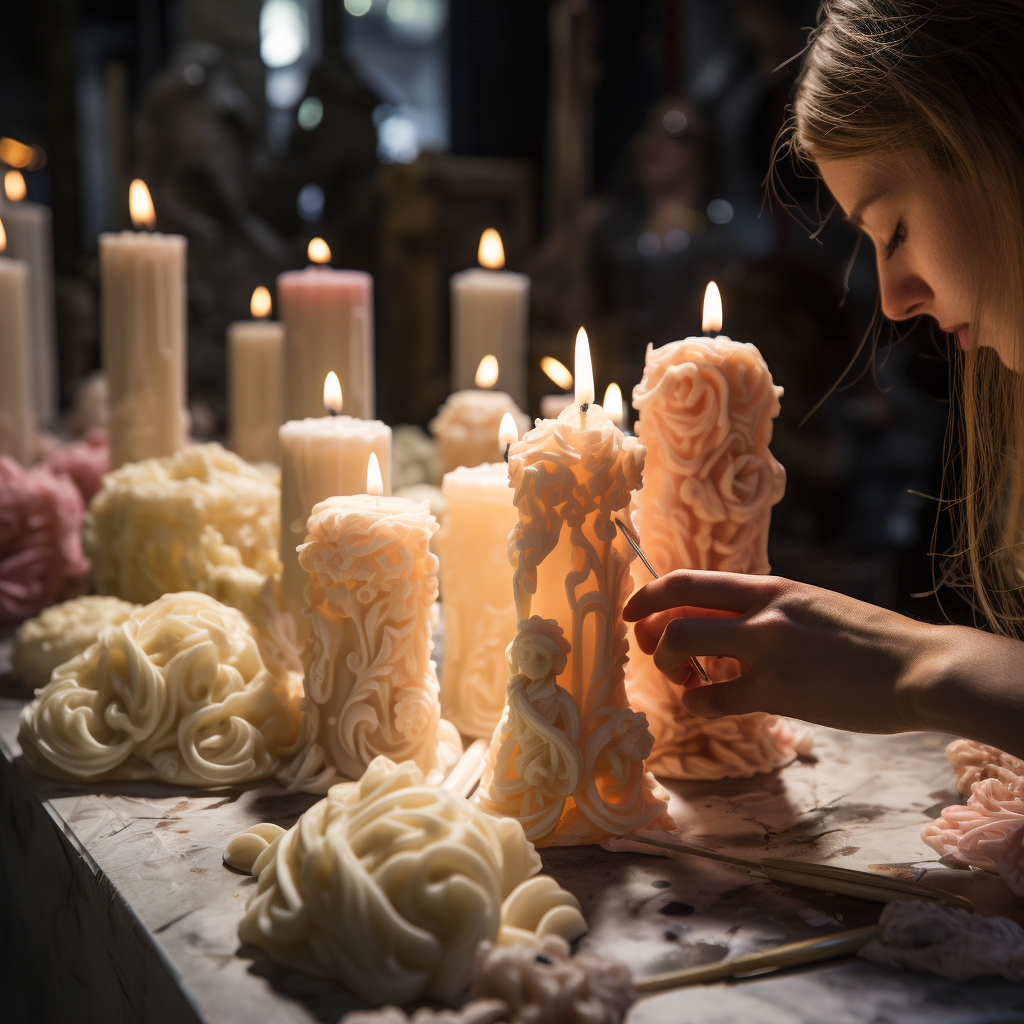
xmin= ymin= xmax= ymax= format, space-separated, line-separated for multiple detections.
xmin=921 ymin=739 xmax=1024 ymax=895
xmin=0 ymin=456 xmax=90 ymax=625
xmin=43 ymin=427 xmax=111 ymax=503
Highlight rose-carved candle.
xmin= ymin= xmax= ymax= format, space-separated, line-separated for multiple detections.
xmin=624 ymin=283 xmax=811 ymax=780
xmin=279 ymin=454 xmax=460 ymax=791
xmin=476 ymin=329 xmax=671 ymax=846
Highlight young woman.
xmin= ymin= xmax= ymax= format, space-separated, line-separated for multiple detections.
xmin=624 ymin=0 xmax=1024 ymax=758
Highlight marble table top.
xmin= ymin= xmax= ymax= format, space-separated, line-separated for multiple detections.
xmin=3 ymin=635 xmax=1024 ymax=1024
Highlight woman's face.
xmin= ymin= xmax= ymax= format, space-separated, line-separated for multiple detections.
xmin=818 ymin=149 xmax=1016 ymax=368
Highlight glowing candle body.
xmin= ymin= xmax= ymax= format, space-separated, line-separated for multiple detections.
xmin=99 ymin=231 xmax=188 ymax=468
xmin=0 ymin=197 xmax=56 ymax=427
xmin=476 ymin=402 xmax=671 ymax=847
xmin=430 ymin=390 xmax=529 ymax=476
xmin=0 ymin=256 xmax=35 ymax=464
xmin=439 ymin=461 xmax=519 ymax=738
xmin=228 ymin=320 xmax=285 ymax=464
xmin=451 ymin=268 xmax=529 ymax=408
xmin=278 ymin=494 xmax=460 ymax=790
xmin=278 ymin=416 xmax=392 ymax=622
xmin=624 ymin=336 xmax=810 ymax=779
xmin=277 ymin=269 xmax=374 ymax=421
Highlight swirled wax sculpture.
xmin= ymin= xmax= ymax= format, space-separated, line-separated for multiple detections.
xmin=12 ymin=595 xmax=139 ymax=691
xmin=18 ymin=592 xmax=302 ymax=785
xmin=85 ymin=443 xmax=281 ymax=605
xmin=624 ymin=335 xmax=811 ymax=780
xmin=922 ymin=739 xmax=1024 ymax=896
xmin=279 ymin=493 xmax=461 ymax=791
xmin=440 ymin=462 xmax=519 ymax=739
xmin=476 ymin=399 xmax=671 ymax=846
xmin=430 ymin=388 xmax=530 ymax=477
xmin=238 ymin=756 xmax=586 ymax=1004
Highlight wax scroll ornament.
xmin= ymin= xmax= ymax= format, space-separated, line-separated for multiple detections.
xmin=477 ymin=330 xmax=671 ymax=846
xmin=624 ymin=317 xmax=812 ymax=780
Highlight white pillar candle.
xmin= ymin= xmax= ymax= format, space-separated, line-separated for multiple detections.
xmin=0 ymin=251 xmax=36 ymax=464
xmin=278 ymin=486 xmax=460 ymax=791
xmin=99 ymin=230 xmax=188 ymax=468
xmin=0 ymin=195 xmax=56 ymax=428
xmin=228 ymin=288 xmax=285 ymax=464
xmin=430 ymin=384 xmax=529 ymax=477
xmin=539 ymin=393 xmax=573 ymax=419
xmin=439 ymin=461 xmax=519 ymax=739
xmin=451 ymin=230 xmax=529 ymax=408
xmin=278 ymin=268 xmax=374 ymax=422
xmin=476 ymin=329 xmax=670 ymax=847
xmin=278 ymin=412 xmax=392 ymax=621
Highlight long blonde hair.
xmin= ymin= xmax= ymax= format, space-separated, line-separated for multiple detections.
xmin=780 ymin=0 xmax=1024 ymax=636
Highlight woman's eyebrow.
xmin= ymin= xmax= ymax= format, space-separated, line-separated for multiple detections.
xmin=844 ymin=185 xmax=890 ymax=227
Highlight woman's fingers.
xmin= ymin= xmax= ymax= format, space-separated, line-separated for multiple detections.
xmin=624 ymin=569 xmax=780 ymax=622
xmin=682 ymin=674 xmax=765 ymax=719
xmin=652 ymin=614 xmax=752 ymax=675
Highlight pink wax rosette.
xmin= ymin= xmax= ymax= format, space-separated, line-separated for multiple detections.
xmin=43 ymin=427 xmax=111 ymax=504
xmin=922 ymin=739 xmax=1024 ymax=895
xmin=0 ymin=456 xmax=89 ymax=625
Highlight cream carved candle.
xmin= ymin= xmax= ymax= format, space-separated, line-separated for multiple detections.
xmin=278 ymin=239 xmax=374 ymax=422
xmin=0 ymin=218 xmax=36 ymax=465
xmin=229 ymin=286 xmax=285 ymax=464
xmin=476 ymin=329 xmax=671 ymax=847
xmin=439 ymin=414 xmax=520 ymax=739
xmin=279 ymin=455 xmax=460 ymax=790
xmin=624 ymin=283 xmax=811 ymax=780
xmin=451 ymin=229 xmax=529 ymax=409
xmin=430 ymin=355 xmax=530 ymax=476
xmin=99 ymin=180 xmax=187 ymax=468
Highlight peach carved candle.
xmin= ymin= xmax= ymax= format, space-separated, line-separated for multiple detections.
xmin=624 ymin=283 xmax=810 ymax=780
xmin=279 ymin=455 xmax=460 ymax=790
xmin=476 ymin=329 xmax=671 ymax=847
xmin=439 ymin=414 xmax=520 ymax=739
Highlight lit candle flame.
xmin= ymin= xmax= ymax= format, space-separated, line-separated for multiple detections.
xmin=323 ymin=371 xmax=343 ymax=415
xmin=603 ymin=382 xmax=624 ymax=428
xmin=0 ymin=217 xmax=6 ymax=253
xmin=702 ymin=281 xmax=723 ymax=334
xmin=308 ymin=237 xmax=331 ymax=263
xmin=540 ymin=356 xmax=573 ymax=391
xmin=477 ymin=228 xmax=505 ymax=270
xmin=250 ymin=286 xmax=272 ymax=318
xmin=129 ymin=179 xmax=156 ymax=229
xmin=498 ymin=411 xmax=519 ymax=447
xmin=0 ymin=137 xmax=34 ymax=169
xmin=4 ymin=170 xmax=26 ymax=202
xmin=366 ymin=452 xmax=384 ymax=496
xmin=475 ymin=354 xmax=499 ymax=389
xmin=574 ymin=327 xmax=595 ymax=407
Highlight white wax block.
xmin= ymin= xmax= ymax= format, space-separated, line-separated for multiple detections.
xmin=228 ymin=320 xmax=285 ymax=465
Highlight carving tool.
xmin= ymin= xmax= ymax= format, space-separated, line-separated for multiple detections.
xmin=613 ymin=516 xmax=712 ymax=685
xmin=625 ymin=829 xmax=974 ymax=911
xmin=442 ymin=737 xmax=489 ymax=797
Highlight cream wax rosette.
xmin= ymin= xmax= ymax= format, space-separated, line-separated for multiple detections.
xmin=476 ymin=401 xmax=672 ymax=847
xmin=624 ymin=336 xmax=812 ymax=780
xmin=278 ymin=494 xmax=461 ymax=791
xmin=18 ymin=592 xmax=302 ymax=785
xmin=238 ymin=756 xmax=586 ymax=1005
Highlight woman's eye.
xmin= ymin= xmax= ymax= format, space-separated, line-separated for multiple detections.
xmin=885 ymin=220 xmax=905 ymax=259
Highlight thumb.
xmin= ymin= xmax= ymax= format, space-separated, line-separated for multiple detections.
xmin=681 ymin=673 xmax=766 ymax=719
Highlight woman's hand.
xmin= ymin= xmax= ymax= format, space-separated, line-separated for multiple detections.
xmin=623 ymin=570 xmax=1024 ymax=756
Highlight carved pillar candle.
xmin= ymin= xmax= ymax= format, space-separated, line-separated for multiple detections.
xmin=476 ymin=329 xmax=670 ymax=847
xmin=278 ymin=267 xmax=374 ymax=422
xmin=279 ymin=465 xmax=460 ymax=791
xmin=623 ymin=293 xmax=809 ymax=780
xmin=439 ymin=460 xmax=519 ymax=739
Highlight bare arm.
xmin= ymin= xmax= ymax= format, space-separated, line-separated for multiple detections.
xmin=623 ymin=570 xmax=1024 ymax=759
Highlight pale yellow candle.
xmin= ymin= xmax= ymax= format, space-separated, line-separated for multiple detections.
xmin=430 ymin=356 xmax=529 ymax=476
xmin=228 ymin=286 xmax=284 ymax=464
xmin=99 ymin=180 xmax=187 ymax=468
xmin=477 ymin=329 xmax=671 ymax=847
xmin=278 ymin=456 xmax=460 ymax=791
xmin=0 ymin=222 xmax=36 ymax=464
xmin=451 ymin=230 xmax=529 ymax=408
xmin=440 ymin=447 xmax=519 ymax=739
xmin=278 ymin=374 xmax=392 ymax=622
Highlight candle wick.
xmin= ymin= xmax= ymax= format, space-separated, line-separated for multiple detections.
xmin=328 ymin=408 xmax=338 ymax=417
xmin=504 ymin=443 xmax=511 ymax=463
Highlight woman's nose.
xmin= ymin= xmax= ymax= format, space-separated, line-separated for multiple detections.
xmin=878 ymin=261 xmax=934 ymax=322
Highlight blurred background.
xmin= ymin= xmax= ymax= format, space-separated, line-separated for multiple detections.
xmin=0 ymin=0 xmax=963 ymax=623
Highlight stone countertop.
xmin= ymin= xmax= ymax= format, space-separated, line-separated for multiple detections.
xmin=2 ymin=636 xmax=1024 ymax=1024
